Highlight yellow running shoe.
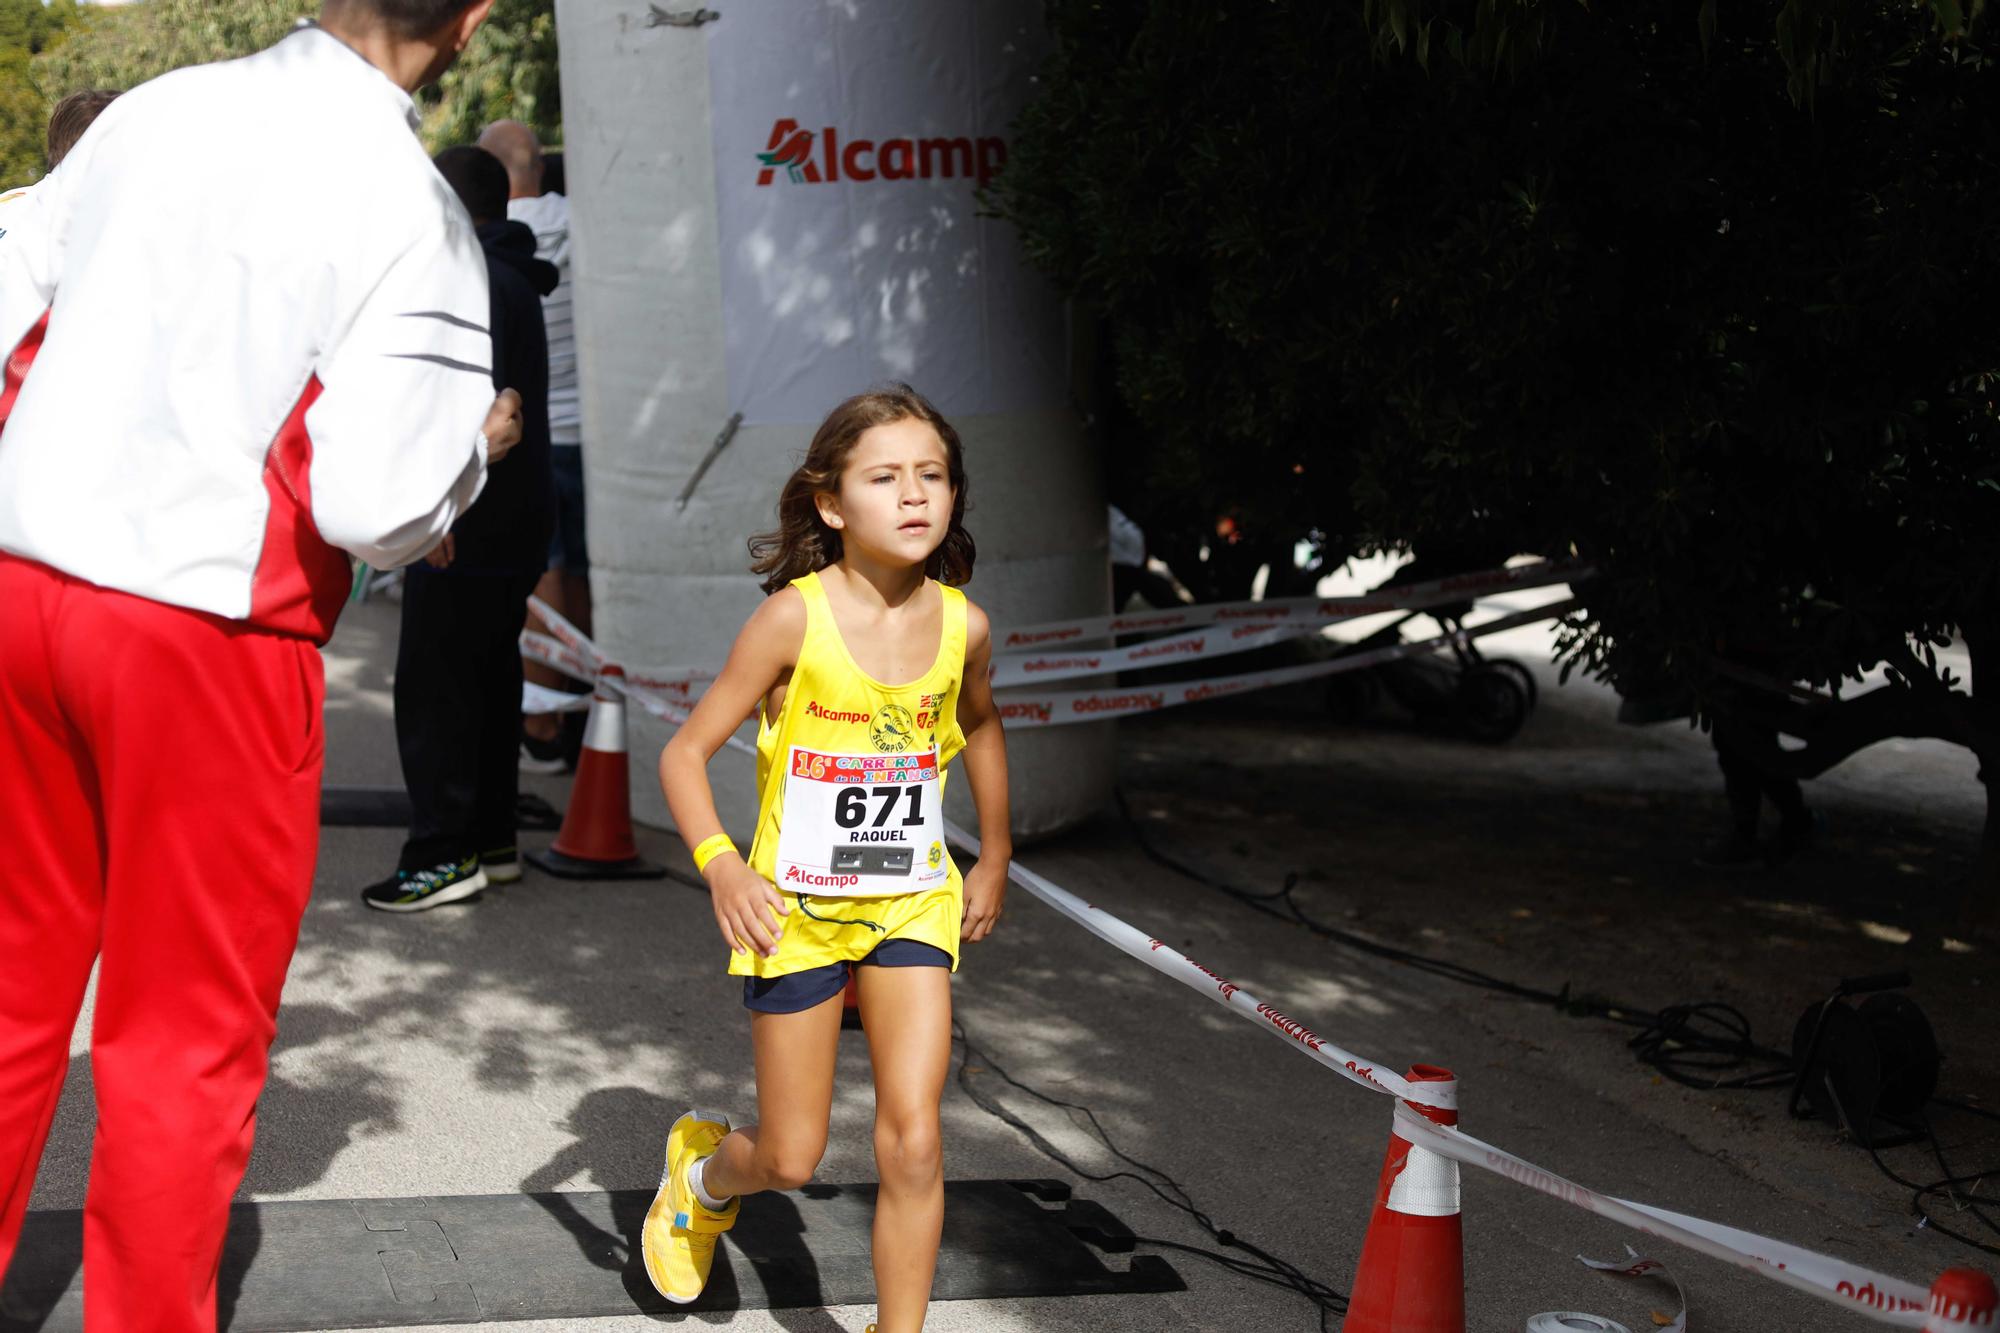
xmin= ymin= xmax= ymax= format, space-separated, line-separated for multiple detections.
xmin=641 ymin=1109 xmax=738 ymax=1303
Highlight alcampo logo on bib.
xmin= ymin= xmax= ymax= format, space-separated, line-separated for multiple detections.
xmin=870 ymin=704 xmax=916 ymax=753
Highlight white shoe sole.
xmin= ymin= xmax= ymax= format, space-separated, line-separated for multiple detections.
xmin=518 ymin=747 xmax=570 ymax=775
xmin=365 ymin=868 xmax=489 ymax=913
xmin=484 ymin=860 xmax=522 ymax=884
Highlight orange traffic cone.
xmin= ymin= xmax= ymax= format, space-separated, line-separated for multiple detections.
xmin=1924 ymin=1268 xmax=1998 ymax=1331
xmin=1342 ymin=1065 xmax=1464 ymax=1333
xmin=527 ymin=667 xmax=665 ymax=881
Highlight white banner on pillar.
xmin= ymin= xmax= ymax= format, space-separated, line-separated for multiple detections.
xmin=706 ymin=0 xmax=1066 ymax=423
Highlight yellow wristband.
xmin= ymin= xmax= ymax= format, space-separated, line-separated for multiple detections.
xmin=692 ymin=833 xmax=738 ymax=875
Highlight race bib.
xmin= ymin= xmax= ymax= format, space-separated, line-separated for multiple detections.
xmin=774 ymin=745 xmax=950 ymax=898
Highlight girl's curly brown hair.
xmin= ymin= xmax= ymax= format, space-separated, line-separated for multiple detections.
xmin=749 ymin=384 xmax=976 ymax=595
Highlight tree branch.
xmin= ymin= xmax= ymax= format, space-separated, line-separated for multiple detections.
xmin=1733 ymin=681 xmax=1976 ymax=781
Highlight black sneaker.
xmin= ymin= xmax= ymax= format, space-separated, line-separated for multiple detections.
xmin=514 ymin=792 xmax=563 ymax=830
xmin=481 ymin=846 xmax=521 ymax=884
xmin=361 ymin=857 xmax=487 ymax=912
xmin=1694 ymin=833 xmax=1766 ymax=872
xmin=520 ymin=731 xmax=571 ymax=775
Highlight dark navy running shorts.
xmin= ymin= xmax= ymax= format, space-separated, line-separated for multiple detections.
xmin=742 ymin=938 xmax=951 ymax=1014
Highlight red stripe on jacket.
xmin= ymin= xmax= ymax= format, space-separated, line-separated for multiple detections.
xmin=0 ymin=310 xmax=49 ymax=435
xmin=249 ymin=376 xmax=351 ymax=644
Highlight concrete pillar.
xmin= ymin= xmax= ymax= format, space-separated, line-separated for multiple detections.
xmin=553 ymin=0 xmax=1111 ymax=841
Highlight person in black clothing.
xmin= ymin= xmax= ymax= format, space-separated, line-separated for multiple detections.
xmin=361 ymin=145 xmax=558 ymax=912
xmin=1696 ymin=699 xmax=1818 ymax=871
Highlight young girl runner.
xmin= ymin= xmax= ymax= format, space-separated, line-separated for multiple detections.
xmin=648 ymin=385 xmax=1011 ymax=1331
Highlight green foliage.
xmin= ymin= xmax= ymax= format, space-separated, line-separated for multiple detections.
xmin=1362 ymin=0 xmax=1559 ymax=76
xmin=8 ymin=0 xmax=559 ymax=187
xmin=992 ymin=7 xmax=1385 ymax=598
xmin=422 ymin=0 xmax=560 ymax=151
xmin=1 ymin=56 xmax=47 ymax=190
xmin=36 ymin=0 xmax=314 ymax=96
xmin=1364 ymin=0 xmax=1989 ymax=105
xmin=0 ymin=0 xmax=78 ymax=54
xmin=0 ymin=0 xmax=79 ymax=188
xmin=992 ymin=2 xmax=2000 ymax=740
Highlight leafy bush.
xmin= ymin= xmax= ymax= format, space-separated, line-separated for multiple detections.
xmin=4 ymin=0 xmax=558 ymax=190
xmin=0 ymin=0 xmax=80 ymax=187
xmin=992 ymin=1 xmax=2000 ymax=911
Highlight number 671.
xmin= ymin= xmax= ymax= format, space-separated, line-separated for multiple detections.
xmin=835 ymin=785 xmax=925 ymax=829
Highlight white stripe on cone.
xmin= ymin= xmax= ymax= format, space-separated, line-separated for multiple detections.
xmin=581 ymin=674 xmax=629 ymax=755
xmin=1384 ymin=1137 xmax=1461 ymax=1218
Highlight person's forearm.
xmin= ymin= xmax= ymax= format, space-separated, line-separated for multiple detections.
xmin=959 ymin=722 xmax=1012 ymax=859
xmin=660 ymin=735 xmax=730 ymax=854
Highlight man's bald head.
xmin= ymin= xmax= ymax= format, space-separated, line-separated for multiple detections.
xmin=477 ymin=119 xmax=543 ymax=199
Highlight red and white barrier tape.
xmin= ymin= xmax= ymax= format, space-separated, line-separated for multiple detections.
xmin=524 ymin=604 xmax=718 ymax=699
xmin=942 ymin=821 xmax=1947 ymax=1325
xmin=521 ymin=561 xmax=1586 ymax=695
xmin=994 ymin=560 xmax=1586 ymax=648
xmin=992 ymin=598 xmax=1576 ymax=728
xmin=993 ymin=620 xmax=1303 ymax=688
xmin=940 ymin=820 xmax=1450 ymax=1108
xmin=525 ymin=591 xmax=1579 ymax=730
xmin=522 ymin=631 xmax=598 ymax=686
xmin=522 ymin=680 xmax=593 ymax=715
xmin=526 ymin=591 xmax=1964 ymax=1323
xmin=526 ymin=601 xmax=604 ymax=672
xmin=993 ymin=576 xmax=1572 ymax=689
xmin=984 ymin=556 xmax=1576 ymax=684
xmin=990 ymin=561 xmax=1581 ymax=684
xmin=1575 ymin=1246 xmax=1687 ymax=1333
xmin=1391 ymin=1103 xmax=1933 ymax=1325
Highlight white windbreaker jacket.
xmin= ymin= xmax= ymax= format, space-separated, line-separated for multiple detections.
xmin=0 ymin=24 xmax=495 ymax=643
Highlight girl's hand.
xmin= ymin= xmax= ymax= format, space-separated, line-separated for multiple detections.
xmin=707 ymin=855 xmax=790 ymax=957
xmin=961 ymin=858 xmax=1008 ymax=942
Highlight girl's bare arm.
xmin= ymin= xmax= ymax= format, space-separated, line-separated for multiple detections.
xmin=955 ymin=602 xmax=1012 ymax=940
xmin=660 ymin=588 xmax=806 ymax=955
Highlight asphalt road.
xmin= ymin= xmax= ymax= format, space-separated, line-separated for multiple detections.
xmin=17 ymin=588 xmax=1994 ymax=1333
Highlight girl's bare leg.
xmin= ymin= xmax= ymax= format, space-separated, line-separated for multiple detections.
xmin=855 ymin=964 xmax=952 ymax=1333
xmin=701 ymin=990 xmax=843 ymax=1198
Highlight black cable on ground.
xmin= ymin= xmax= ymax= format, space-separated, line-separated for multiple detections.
xmin=1622 ymin=1002 xmax=1794 ymax=1091
xmin=1852 ymin=1124 xmax=2000 ymax=1259
xmin=1909 ymin=1104 xmax=2000 ymax=1258
xmin=1115 ymin=789 xmax=1790 ymax=1085
xmin=953 ymin=1019 xmax=1349 ymax=1330
xmin=1933 ymin=1095 xmax=2000 ymax=1125
xmin=1113 ymin=787 xmax=2000 ymax=1258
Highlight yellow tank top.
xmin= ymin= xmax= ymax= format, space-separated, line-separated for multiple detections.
xmin=749 ymin=570 xmax=968 ymax=901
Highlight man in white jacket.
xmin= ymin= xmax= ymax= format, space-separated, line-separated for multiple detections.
xmin=0 ymin=3 xmax=520 ymax=1327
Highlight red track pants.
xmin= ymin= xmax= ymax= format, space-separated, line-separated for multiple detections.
xmin=0 ymin=554 xmax=323 ymax=1331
